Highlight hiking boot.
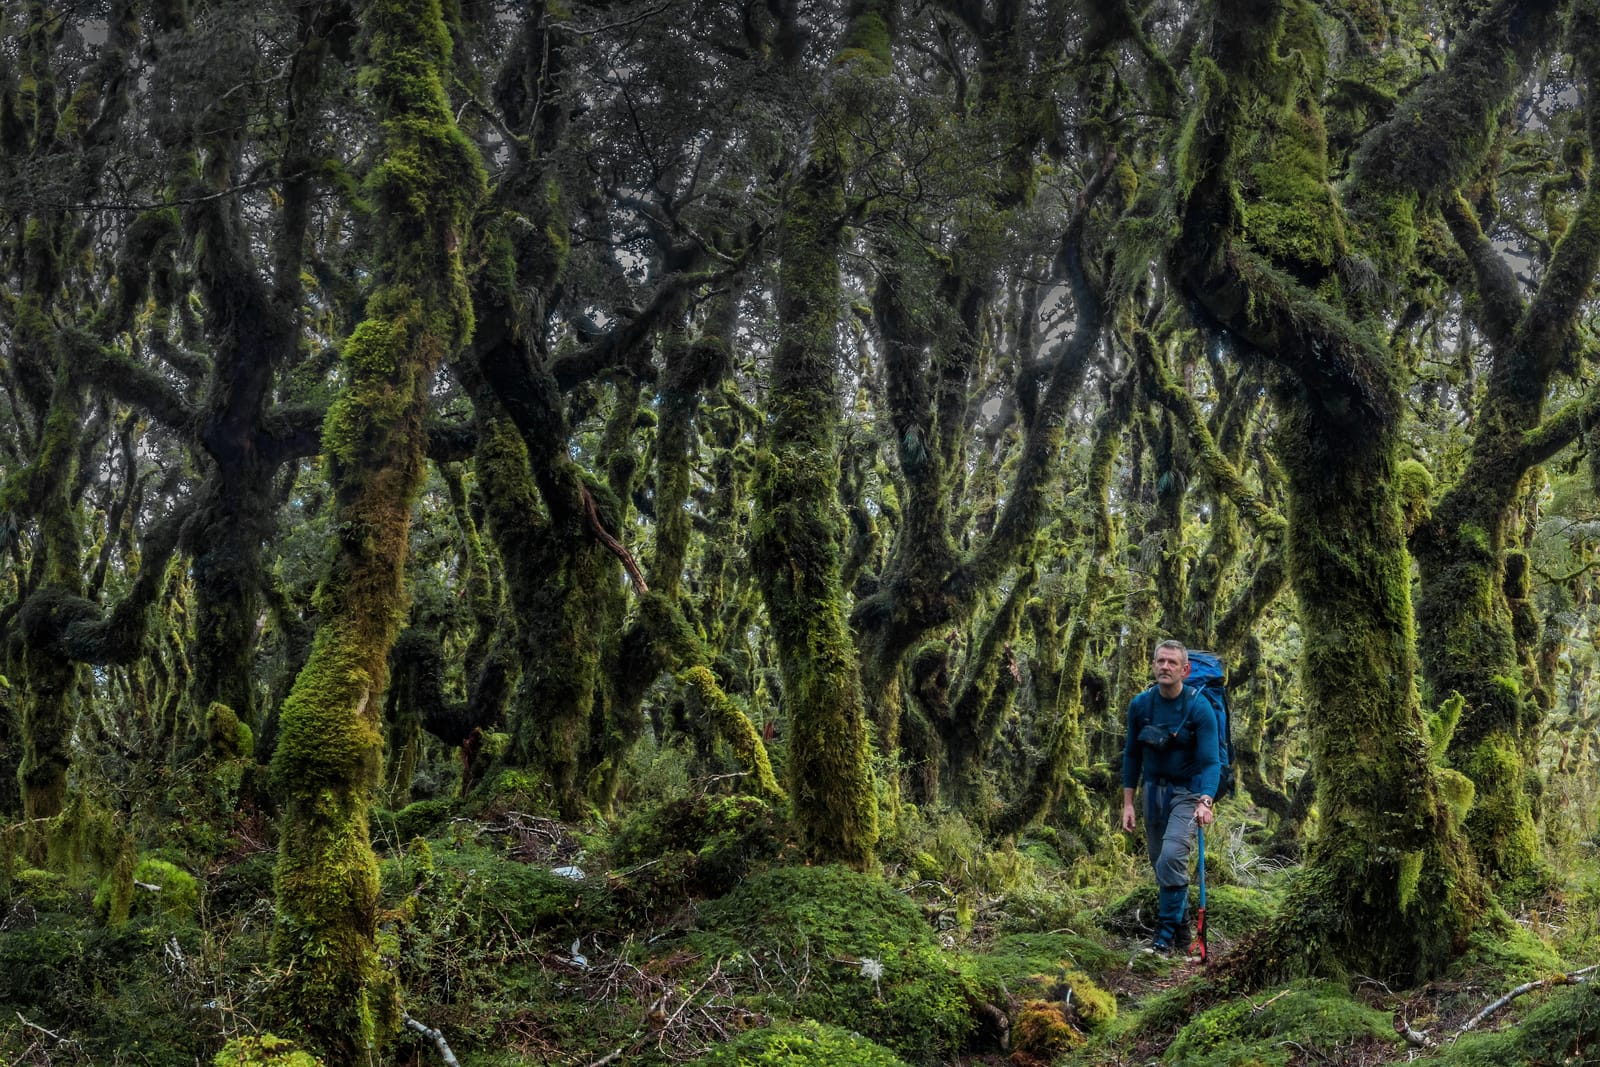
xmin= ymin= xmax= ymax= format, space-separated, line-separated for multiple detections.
xmin=1142 ymin=938 xmax=1174 ymax=958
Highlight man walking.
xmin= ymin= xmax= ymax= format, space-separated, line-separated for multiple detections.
xmin=1121 ymin=640 xmax=1219 ymax=954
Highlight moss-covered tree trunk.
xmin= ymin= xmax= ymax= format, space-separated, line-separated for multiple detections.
xmin=1165 ymin=0 xmax=1517 ymax=980
xmin=1413 ymin=18 xmax=1600 ymax=881
xmin=749 ymin=1 xmax=893 ymax=868
xmin=267 ymin=0 xmax=484 ymax=1055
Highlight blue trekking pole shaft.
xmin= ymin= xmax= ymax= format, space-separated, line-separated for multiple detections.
xmin=1194 ymin=821 xmax=1208 ymax=962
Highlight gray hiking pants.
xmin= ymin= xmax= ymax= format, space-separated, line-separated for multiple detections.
xmin=1144 ymin=781 xmax=1200 ymax=889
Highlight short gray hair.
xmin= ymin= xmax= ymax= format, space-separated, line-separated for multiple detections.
xmin=1152 ymin=639 xmax=1188 ymax=662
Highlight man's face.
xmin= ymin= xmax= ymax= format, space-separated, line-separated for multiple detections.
xmin=1153 ymin=648 xmax=1189 ymax=689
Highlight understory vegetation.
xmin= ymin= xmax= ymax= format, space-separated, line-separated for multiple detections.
xmin=4 ymin=742 xmax=1600 ymax=1065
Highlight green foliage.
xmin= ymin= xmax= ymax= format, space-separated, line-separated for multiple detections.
xmin=692 ymin=1019 xmax=910 ymax=1066
xmin=5 ymin=867 xmax=75 ymax=912
xmin=0 ymin=911 xmax=227 ymax=1063
xmin=689 ymin=866 xmax=978 ymax=1064
xmin=1449 ymin=910 xmax=1565 ymax=984
xmin=1161 ymin=980 xmax=1398 ymax=1067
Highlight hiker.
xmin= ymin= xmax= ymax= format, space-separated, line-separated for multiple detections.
xmin=1120 ymin=639 xmax=1220 ymax=954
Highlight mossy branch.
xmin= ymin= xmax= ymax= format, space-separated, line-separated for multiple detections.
xmin=1515 ymin=378 xmax=1600 ymax=469
xmin=1440 ymin=194 xmax=1522 ymax=347
xmin=678 ymin=666 xmax=786 ymax=804
xmin=961 ymin=151 xmax=1118 ymax=592
xmin=1347 ymin=0 xmax=1560 ymax=225
xmin=1135 ymin=329 xmax=1286 ymax=540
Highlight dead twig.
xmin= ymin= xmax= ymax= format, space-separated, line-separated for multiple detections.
xmin=580 ymin=483 xmax=648 ymax=594
xmin=1394 ymin=1016 xmax=1436 ymax=1049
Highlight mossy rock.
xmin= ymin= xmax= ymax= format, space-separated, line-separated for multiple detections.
xmin=215 ymin=1034 xmax=325 ymax=1066
xmin=688 ymin=865 xmax=979 ymax=1064
xmin=691 ymin=1019 xmax=911 ymax=1066
xmin=1161 ymin=980 xmax=1399 ymax=1067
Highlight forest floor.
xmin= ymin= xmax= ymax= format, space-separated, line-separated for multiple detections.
xmin=2 ymin=770 xmax=1598 ymax=1066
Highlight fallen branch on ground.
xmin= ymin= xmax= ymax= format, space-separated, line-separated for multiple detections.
xmin=1456 ymin=964 xmax=1598 ymax=1035
xmin=404 ymin=1013 xmax=461 ymax=1066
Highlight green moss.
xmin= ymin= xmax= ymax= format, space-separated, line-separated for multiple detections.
xmin=94 ymin=856 xmax=196 ymax=926
xmin=1438 ymin=768 xmax=1476 ymax=830
xmin=372 ymin=797 xmax=456 ymax=843
xmin=1449 ymin=910 xmax=1564 ymax=984
xmin=215 ymin=1034 xmax=326 ymax=1066
xmin=1014 ymin=999 xmax=1084 ymax=1058
xmin=691 ymin=1019 xmax=910 ymax=1066
xmin=1064 ymin=969 xmax=1116 ymax=1029
xmin=1435 ymin=980 xmax=1600 ymax=1065
xmin=206 ymin=701 xmax=255 ymax=759
xmin=688 ymin=866 xmax=977 ymax=1063
xmin=679 ymin=666 xmax=785 ymax=803
xmin=1397 ymin=458 xmax=1434 ymax=530
xmin=381 ymin=841 xmax=610 ymax=936
xmin=610 ymin=793 xmax=786 ymax=906
xmin=960 ymin=931 xmax=1120 ymax=994
xmin=1162 ymin=980 xmax=1399 ymax=1067
xmin=1459 ymin=734 xmax=1539 ymax=879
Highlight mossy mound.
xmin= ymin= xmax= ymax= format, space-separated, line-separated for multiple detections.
xmin=215 ymin=1033 xmax=325 ymax=1066
xmin=1160 ymin=979 xmax=1399 ymax=1067
xmin=372 ymin=797 xmax=458 ymax=844
xmin=381 ymin=840 xmax=612 ymax=937
xmin=960 ymin=931 xmax=1120 ymax=1027
xmin=609 ymin=793 xmax=786 ymax=916
xmin=687 ymin=865 xmax=979 ymax=1064
xmin=1448 ymin=910 xmax=1565 ymax=985
xmin=1012 ymin=998 xmax=1084 ymax=1063
xmin=691 ymin=1019 xmax=911 ymax=1065
xmin=96 ymin=857 xmax=200 ymax=924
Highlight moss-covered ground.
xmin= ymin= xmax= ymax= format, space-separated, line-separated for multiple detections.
xmin=2 ymin=786 xmax=1597 ymax=1066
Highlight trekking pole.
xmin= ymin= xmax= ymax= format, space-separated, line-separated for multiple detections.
xmin=1190 ymin=822 xmax=1208 ymax=964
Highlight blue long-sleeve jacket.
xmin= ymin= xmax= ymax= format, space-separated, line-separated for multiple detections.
xmin=1121 ymin=685 xmax=1221 ymax=797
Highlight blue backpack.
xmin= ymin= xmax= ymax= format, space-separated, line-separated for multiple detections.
xmin=1185 ymin=651 xmax=1235 ymax=803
